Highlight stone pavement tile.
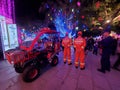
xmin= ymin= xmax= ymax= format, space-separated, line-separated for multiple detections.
xmin=68 ymin=67 xmax=93 ymax=81
xmin=92 ymin=74 xmax=112 ymax=90
xmin=0 ymin=66 xmax=15 ymax=74
xmin=110 ymin=85 xmax=120 ymax=90
xmin=54 ymin=62 xmax=67 ymax=70
xmin=80 ymin=68 xmax=92 ymax=77
xmin=60 ymin=77 xmax=77 ymax=90
xmin=42 ymin=78 xmax=63 ymax=90
xmin=0 ymin=82 xmax=10 ymax=90
xmin=76 ymin=75 xmax=93 ymax=90
xmin=11 ymin=82 xmax=38 ymax=90
xmin=0 ymin=72 xmax=19 ymax=82
xmin=0 ymin=50 xmax=120 ymax=90
xmin=0 ymin=79 xmax=17 ymax=90
xmin=0 ymin=60 xmax=12 ymax=68
xmin=67 ymin=68 xmax=80 ymax=80
xmin=0 ymin=75 xmax=23 ymax=90
xmin=94 ymin=86 xmax=110 ymax=90
xmin=35 ymin=78 xmax=48 ymax=89
xmin=105 ymin=71 xmax=120 ymax=90
xmin=55 ymin=65 xmax=73 ymax=80
xmin=37 ymin=72 xmax=57 ymax=83
xmin=38 ymin=65 xmax=64 ymax=81
xmin=6 ymin=85 xmax=22 ymax=90
xmin=0 ymin=66 xmax=14 ymax=74
xmin=8 ymin=76 xmax=45 ymax=90
xmin=11 ymin=75 xmax=22 ymax=84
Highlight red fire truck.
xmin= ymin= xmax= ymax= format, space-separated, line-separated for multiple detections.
xmin=5 ymin=27 xmax=60 ymax=82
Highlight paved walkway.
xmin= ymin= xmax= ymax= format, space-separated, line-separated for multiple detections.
xmin=0 ymin=48 xmax=120 ymax=90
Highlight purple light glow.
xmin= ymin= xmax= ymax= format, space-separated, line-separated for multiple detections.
xmin=77 ymin=1 xmax=81 ymax=7
xmin=0 ymin=0 xmax=15 ymax=23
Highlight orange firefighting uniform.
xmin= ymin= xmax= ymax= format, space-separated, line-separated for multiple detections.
xmin=74 ymin=32 xmax=86 ymax=69
xmin=62 ymin=36 xmax=72 ymax=64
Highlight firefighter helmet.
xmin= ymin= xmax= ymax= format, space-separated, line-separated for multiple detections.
xmin=65 ymin=32 xmax=68 ymax=36
xmin=78 ymin=31 xmax=82 ymax=36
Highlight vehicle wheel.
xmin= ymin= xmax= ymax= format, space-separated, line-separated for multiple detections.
xmin=22 ymin=65 xmax=40 ymax=82
xmin=14 ymin=64 xmax=23 ymax=73
xmin=51 ymin=56 xmax=58 ymax=66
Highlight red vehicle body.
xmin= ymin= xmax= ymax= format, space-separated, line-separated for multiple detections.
xmin=5 ymin=27 xmax=60 ymax=82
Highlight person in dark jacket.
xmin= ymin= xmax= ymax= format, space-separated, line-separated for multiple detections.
xmin=97 ymin=31 xmax=113 ymax=73
xmin=87 ymin=36 xmax=94 ymax=51
xmin=112 ymin=38 xmax=120 ymax=71
xmin=93 ymin=40 xmax=98 ymax=55
xmin=111 ymin=37 xmax=117 ymax=55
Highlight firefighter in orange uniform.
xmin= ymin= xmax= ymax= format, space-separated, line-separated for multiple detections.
xmin=62 ymin=32 xmax=72 ymax=65
xmin=74 ymin=31 xmax=86 ymax=70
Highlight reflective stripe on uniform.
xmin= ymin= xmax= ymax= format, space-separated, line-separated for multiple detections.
xmin=80 ymin=63 xmax=85 ymax=65
xmin=64 ymin=59 xmax=66 ymax=61
xmin=75 ymin=62 xmax=79 ymax=64
xmin=68 ymin=59 xmax=71 ymax=62
xmin=81 ymin=46 xmax=84 ymax=49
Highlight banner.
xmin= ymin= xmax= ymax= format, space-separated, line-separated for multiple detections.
xmin=7 ymin=24 xmax=19 ymax=49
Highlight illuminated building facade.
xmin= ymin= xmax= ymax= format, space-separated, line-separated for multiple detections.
xmin=0 ymin=0 xmax=15 ymax=23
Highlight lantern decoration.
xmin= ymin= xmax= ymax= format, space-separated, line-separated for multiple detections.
xmin=95 ymin=1 xmax=100 ymax=9
xmin=81 ymin=15 xmax=85 ymax=19
xmin=98 ymin=17 xmax=103 ymax=21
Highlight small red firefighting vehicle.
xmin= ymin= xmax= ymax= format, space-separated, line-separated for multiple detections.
xmin=5 ymin=27 xmax=60 ymax=82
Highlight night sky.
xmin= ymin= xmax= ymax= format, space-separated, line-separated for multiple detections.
xmin=14 ymin=0 xmax=120 ymax=19
xmin=14 ymin=0 xmax=91 ymax=20
xmin=15 ymin=0 xmax=41 ymax=18
xmin=14 ymin=0 xmax=59 ymax=20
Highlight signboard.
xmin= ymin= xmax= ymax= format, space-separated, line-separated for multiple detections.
xmin=7 ymin=24 xmax=19 ymax=49
xmin=0 ymin=15 xmax=9 ymax=59
xmin=0 ymin=16 xmax=8 ymax=46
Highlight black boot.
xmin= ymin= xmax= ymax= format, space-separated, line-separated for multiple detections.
xmin=97 ymin=69 xmax=105 ymax=73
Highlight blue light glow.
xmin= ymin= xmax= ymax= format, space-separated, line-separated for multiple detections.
xmin=75 ymin=27 xmax=79 ymax=30
xmin=80 ymin=24 xmax=89 ymax=31
xmin=69 ymin=0 xmax=72 ymax=3
xmin=54 ymin=12 xmax=76 ymax=37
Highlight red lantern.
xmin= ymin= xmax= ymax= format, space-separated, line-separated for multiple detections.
xmin=96 ymin=1 xmax=100 ymax=9
xmin=81 ymin=15 xmax=85 ymax=19
xmin=98 ymin=17 xmax=103 ymax=21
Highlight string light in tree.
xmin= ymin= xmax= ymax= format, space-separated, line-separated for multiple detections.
xmin=75 ymin=27 xmax=79 ymax=30
xmin=77 ymin=1 xmax=81 ymax=7
xmin=48 ymin=14 xmax=50 ymax=16
xmin=72 ymin=9 xmax=74 ymax=12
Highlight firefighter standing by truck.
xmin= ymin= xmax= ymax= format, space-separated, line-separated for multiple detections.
xmin=62 ymin=32 xmax=72 ymax=65
xmin=74 ymin=31 xmax=86 ymax=70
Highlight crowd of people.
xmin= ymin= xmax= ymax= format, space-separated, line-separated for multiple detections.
xmin=61 ymin=30 xmax=120 ymax=73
